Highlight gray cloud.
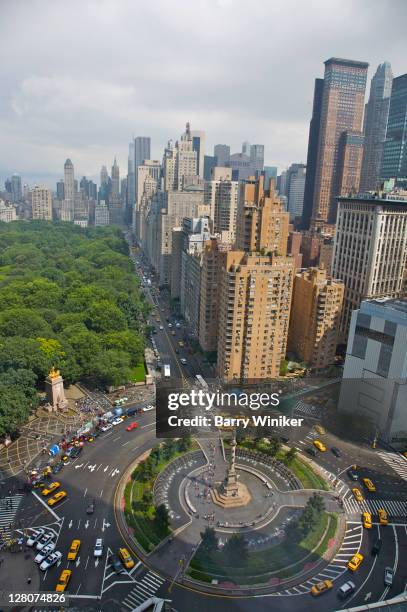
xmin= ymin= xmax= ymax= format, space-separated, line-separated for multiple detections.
xmin=0 ymin=0 xmax=406 ymax=186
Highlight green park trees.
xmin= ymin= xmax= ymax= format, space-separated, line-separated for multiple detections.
xmin=0 ymin=221 xmax=149 ymax=436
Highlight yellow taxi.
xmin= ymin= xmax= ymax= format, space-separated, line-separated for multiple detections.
xmin=119 ymin=547 xmax=135 ymax=569
xmin=314 ymin=425 xmax=326 ymax=436
xmin=313 ymin=439 xmax=327 ymax=452
xmin=352 ymin=488 xmax=364 ymax=503
xmin=310 ymin=579 xmax=333 ymax=596
xmin=55 ymin=569 xmax=72 ymax=592
xmin=348 ymin=553 xmax=363 ymax=571
xmin=67 ymin=539 xmax=81 ymax=561
xmin=171 ymin=330 xmax=176 ymax=336
xmin=48 ymin=490 xmax=67 ymax=506
xmin=155 ymin=317 xmax=160 ymax=323
xmin=178 ymin=341 xmax=184 ymax=348
xmin=41 ymin=482 xmax=60 ymax=497
xmin=362 ymin=511 xmax=372 ymax=529
xmin=43 ymin=466 xmax=52 ymax=477
xmin=362 ymin=478 xmax=376 ymax=492
xmin=378 ymin=508 xmax=388 ymax=525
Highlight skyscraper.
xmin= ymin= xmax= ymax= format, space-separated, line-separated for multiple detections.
xmin=190 ymin=130 xmax=205 ymax=178
xmin=11 ymin=174 xmax=22 ymax=203
xmin=63 ymin=159 xmax=74 ymax=221
xmin=216 ymin=175 xmax=293 ymax=383
xmin=204 ymin=167 xmax=238 ymax=243
xmin=286 ymin=164 xmax=306 ymax=221
xmin=381 ymin=73 xmax=407 ymax=186
xmin=302 ymin=78 xmax=324 ymax=229
xmin=235 ymin=175 xmax=289 ymax=255
xmin=56 ymin=180 xmax=65 ymax=200
xmin=135 ymin=137 xmax=151 ymax=168
xmin=308 ymin=58 xmax=369 ymax=226
xmin=332 ymin=193 xmax=407 ymax=338
xmin=31 ymin=186 xmax=52 ymax=220
xmin=334 ymin=131 xmax=364 ymax=207
xmin=217 ymin=251 xmax=294 ymax=382
xmin=64 ymin=158 xmax=75 ymax=201
xmin=162 ymin=124 xmax=197 ymax=191
xmin=360 ymin=62 xmax=393 ymax=192
xmin=250 ymin=144 xmax=264 ymax=174
xmin=111 ymin=158 xmax=120 ymax=201
xmin=214 ymin=144 xmax=230 ymax=167
xmin=242 ymin=141 xmax=251 ymax=157
xmin=288 ymin=268 xmax=344 ymax=369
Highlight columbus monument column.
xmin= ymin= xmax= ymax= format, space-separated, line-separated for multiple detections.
xmin=211 ymin=430 xmax=251 ymax=508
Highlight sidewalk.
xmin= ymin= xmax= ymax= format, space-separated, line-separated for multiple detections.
xmin=0 ymin=549 xmax=41 ymax=603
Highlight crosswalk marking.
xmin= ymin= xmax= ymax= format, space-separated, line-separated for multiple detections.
xmin=122 ymin=571 xmax=165 ymax=609
xmin=273 ymin=522 xmax=363 ymax=596
xmin=377 ymin=450 xmax=407 ymax=482
xmin=293 ymin=401 xmax=320 ymax=419
xmin=342 ymin=492 xmax=407 ymax=517
xmin=0 ymin=494 xmax=24 ymax=537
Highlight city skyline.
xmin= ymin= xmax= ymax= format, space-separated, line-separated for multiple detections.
xmin=1 ymin=0 xmax=406 ymax=186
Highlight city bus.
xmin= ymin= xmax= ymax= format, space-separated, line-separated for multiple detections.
xmin=164 ymin=364 xmax=171 ymax=378
xmin=195 ymin=375 xmax=209 ymax=390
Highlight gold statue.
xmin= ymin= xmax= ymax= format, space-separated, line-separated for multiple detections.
xmin=49 ymin=367 xmax=60 ymax=378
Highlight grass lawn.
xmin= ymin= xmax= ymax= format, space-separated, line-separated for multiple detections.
xmin=130 ymin=362 xmax=146 ymax=383
xmin=188 ymin=513 xmax=335 ymax=585
xmin=124 ymin=444 xmax=198 ymax=552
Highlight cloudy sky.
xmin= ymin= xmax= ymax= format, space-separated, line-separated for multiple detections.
xmin=1 ymin=0 xmax=406 ymax=188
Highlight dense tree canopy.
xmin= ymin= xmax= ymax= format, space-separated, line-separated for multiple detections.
xmin=0 ymin=221 xmax=149 ymax=436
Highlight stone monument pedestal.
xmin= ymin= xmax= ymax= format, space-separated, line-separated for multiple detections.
xmin=45 ymin=368 xmax=69 ymax=412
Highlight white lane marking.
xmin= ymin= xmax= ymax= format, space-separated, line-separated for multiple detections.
xmin=379 ymin=524 xmax=399 ymax=601
xmin=345 ymin=524 xmax=380 ymax=605
xmin=83 ymin=488 xmax=87 ymax=497
xmin=113 ymin=436 xmax=121 ymax=441
xmin=141 ymin=421 xmax=156 ymax=429
xmin=31 ymin=491 xmax=60 ymax=521
xmin=104 ymin=466 xmax=109 ymax=473
xmin=100 ymin=489 xmax=104 ymax=497
xmin=85 ymin=555 xmax=89 ymax=569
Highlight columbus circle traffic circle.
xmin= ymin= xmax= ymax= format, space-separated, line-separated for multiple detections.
xmin=115 ymin=430 xmax=353 ymax=596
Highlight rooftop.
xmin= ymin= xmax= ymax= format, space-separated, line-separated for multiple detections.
xmin=324 ymin=57 xmax=369 ymax=69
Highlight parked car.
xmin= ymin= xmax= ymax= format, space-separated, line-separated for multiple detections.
xmin=40 ymin=550 xmax=62 ymax=571
xmin=86 ymin=500 xmax=95 ymax=515
xmin=36 ymin=532 xmax=54 ymax=550
xmin=142 ymin=405 xmax=154 ymax=412
xmin=34 ymin=542 xmax=56 ymax=563
xmin=27 ymin=529 xmax=45 ymax=547
xmin=331 ymin=447 xmax=342 ymax=458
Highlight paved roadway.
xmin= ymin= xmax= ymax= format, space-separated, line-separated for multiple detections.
xmin=6 ymin=244 xmax=406 ymax=611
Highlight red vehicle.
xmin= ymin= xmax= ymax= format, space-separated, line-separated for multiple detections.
xmin=126 ymin=422 xmax=138 ymax=432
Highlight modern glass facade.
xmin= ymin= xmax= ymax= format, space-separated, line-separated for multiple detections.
xmin=381 ymin=73 xmax=407 ymax=183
